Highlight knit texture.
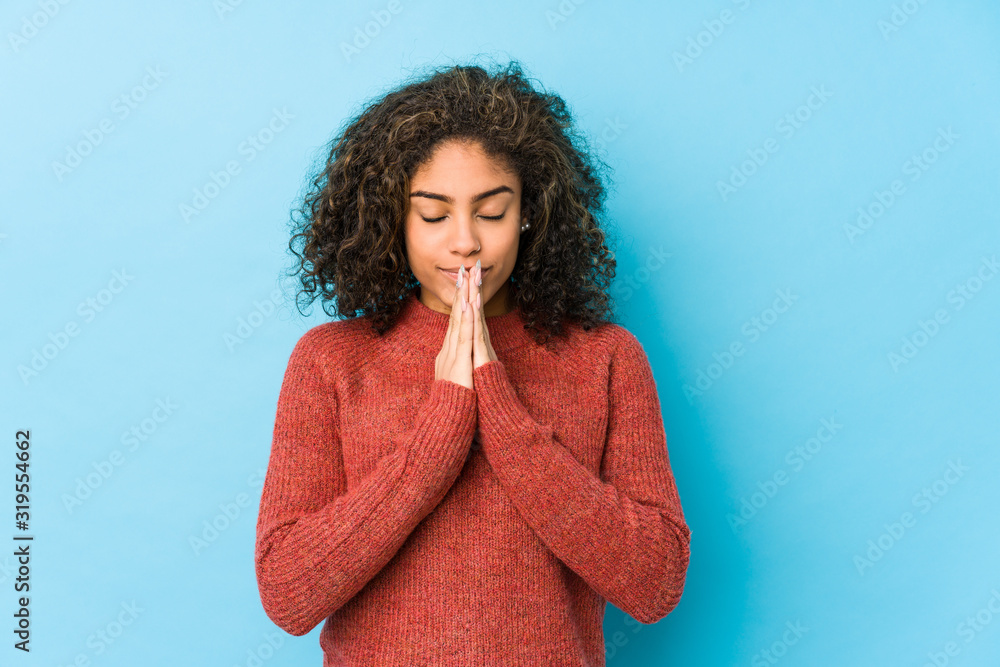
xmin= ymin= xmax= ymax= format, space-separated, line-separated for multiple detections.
xmin=254 ymin=287 xmax=692 ymax=666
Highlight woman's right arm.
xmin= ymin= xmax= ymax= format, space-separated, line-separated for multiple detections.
xmin=254 ymin=326 xmax=476 ymax=636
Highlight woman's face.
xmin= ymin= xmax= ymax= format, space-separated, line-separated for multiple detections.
xmin=404 ymin=138 xmax=526 ymax=316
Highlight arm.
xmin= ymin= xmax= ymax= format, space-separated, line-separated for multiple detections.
xmin=472 ymin=329 xmax=691 ymax=624
xmin=255 ymin=328 xmax=477 ymax=636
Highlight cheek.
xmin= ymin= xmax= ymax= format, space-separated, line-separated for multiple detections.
xmin=502 ymin=235 xmax=520 ymax=265
xmin=404 ymin=226 xmax=433 ymax=272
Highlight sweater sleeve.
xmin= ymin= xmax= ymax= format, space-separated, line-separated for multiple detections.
xmin=472 ymin=329 xmax=691 ymax=625
xmin=255 ymin=327 xmax=478 ymax=636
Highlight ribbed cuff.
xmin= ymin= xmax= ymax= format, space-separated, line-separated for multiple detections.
xmin=472 ymin=361 xmax=535 ymax=443
xmin=403 ymin=378 xmax=478 ymax=484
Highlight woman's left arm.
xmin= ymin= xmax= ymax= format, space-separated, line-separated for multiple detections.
xmin=472 ymin=328 xmax=691 ymax=625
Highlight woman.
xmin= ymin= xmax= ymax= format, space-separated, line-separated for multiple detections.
xmin=254 ymin=60 xmax=691 ymax=666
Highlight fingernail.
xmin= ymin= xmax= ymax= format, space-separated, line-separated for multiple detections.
xmin=457 ymin=266 xmax=464 ymax=287
xmin=476 ymin=259 xmax=482 ymax=286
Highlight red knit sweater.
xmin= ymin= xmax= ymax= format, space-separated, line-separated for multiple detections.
xmin=254 ymin=287 xmax=691 ymax=666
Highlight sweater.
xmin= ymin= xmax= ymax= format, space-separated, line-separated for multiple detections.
xmin=254 ymin=286 xmax=692 ymax=666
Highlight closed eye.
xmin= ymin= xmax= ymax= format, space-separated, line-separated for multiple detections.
xmin=420 ymin=213 xmax=506 ymax=222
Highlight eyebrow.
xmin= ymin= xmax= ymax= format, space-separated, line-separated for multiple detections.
xmin=408 ymin=185 xmax=514 ymax=204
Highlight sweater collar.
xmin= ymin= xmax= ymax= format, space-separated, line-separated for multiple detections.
xmin=394 ymin=286 xmax=534 ymax=352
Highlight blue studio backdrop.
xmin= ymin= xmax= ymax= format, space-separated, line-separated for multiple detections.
xmin=2 ymin=1 xmax=999 ymax=665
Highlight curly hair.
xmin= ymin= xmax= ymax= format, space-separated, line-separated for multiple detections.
xmin=285 ymin=58 xmax=621 ymax=347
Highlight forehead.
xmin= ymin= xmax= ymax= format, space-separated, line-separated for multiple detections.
xmin=410 ymin=139 xmax=519 ymax=190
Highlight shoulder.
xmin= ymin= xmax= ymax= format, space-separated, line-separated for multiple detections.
xmin=284 ymin=317 xmax=381 ymax=378
xmin=558 ymin=319 xmax=646 ymax=358
xmin=541 ymin=319 xmax=648 ymax=377
xmin=556 ymin=322 xmax=660 ymax=399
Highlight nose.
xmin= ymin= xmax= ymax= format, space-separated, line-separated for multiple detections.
xmin=446 ymin=216 xmax=481 ymax=257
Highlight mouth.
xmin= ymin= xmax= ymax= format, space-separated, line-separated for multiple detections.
xmin=440 ymin=267 xmax=489 ymax=282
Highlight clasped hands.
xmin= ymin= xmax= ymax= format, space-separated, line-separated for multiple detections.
xmin=434 ymin=260 xmax=498 ymax=391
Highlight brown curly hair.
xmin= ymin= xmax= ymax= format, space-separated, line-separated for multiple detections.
xmin=285 ymin=58 xmax=621 ymax=346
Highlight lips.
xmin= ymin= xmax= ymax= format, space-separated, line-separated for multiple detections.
xmin=440 ymin=267 xmax=489 ymax=282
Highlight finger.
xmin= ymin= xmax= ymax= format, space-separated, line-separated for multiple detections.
xmin=450 ymin=267 xmax=466 ymax=357
xmin=461 ymin=267 xmax=473 ymax=352
xmin=472 ymin=275 xmax=486 ymax=359
xmin=472 ymin=262 xmax=482 ymax=316
xmin=479 ymin=285 xmax=490 ymax=343
xmin=471 ymin=283 xmax=481 ymax=359
xmin=479 ymin=291 xmax=493 ymax=354
xmin=476 ymin=265 xmax=490 ymax=347
xmin=444 ymin=272 xmax=461 ymax=349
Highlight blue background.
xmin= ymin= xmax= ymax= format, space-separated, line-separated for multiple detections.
xmin=3 ymin=1 xmax=999 ymax=665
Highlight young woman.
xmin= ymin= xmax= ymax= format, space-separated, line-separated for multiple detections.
xmin=254 ymin=61 xmax=691 ymax=666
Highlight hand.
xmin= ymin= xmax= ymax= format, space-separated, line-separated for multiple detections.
xmin=434 ymin=266 xmax=474 ymax=390
xmin=469 ymin=260 xmax=499 ymax=369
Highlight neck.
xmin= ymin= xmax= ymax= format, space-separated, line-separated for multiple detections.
xmin=419 ymin=280 xmax=513 ymax=317
xmin=397 ymin=285 xmax=531 ymax=353
xmin=484 ymin=280 xmax=513 ymax=317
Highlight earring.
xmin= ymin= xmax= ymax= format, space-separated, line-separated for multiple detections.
xmin=520 ymin=223 xmax=531 ymax=232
